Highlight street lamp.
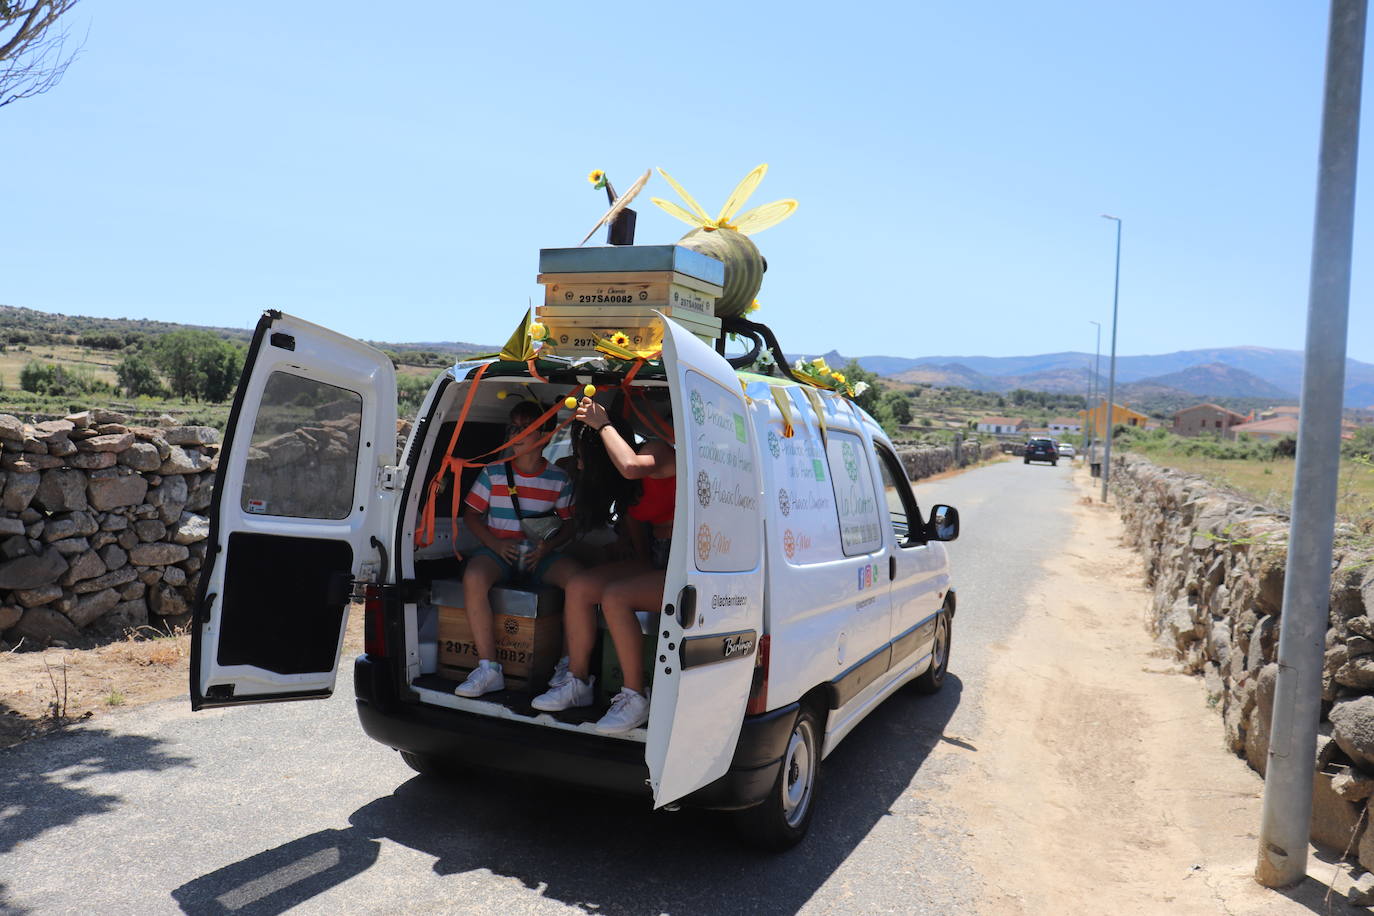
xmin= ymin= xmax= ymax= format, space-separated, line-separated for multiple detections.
xmin=1100 ymin=215 xmax=1122 ymax=503
xmin=1088 ymin=319 xmax=1101 ymax=449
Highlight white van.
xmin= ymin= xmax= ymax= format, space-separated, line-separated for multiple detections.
xmin=190 ymin=310 xmax=959 ymax=849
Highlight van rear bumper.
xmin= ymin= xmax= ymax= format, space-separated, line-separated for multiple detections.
xmin=353 ymin=656 xmax=795 ymax=810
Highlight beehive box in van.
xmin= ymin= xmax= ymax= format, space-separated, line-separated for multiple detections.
xmin=430 ymin=579 xmax=563 ymax=683
xmin=536 ymin=244 xmax=725 ymax=356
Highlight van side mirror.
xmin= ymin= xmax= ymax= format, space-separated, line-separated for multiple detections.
xmin=925 ymin=504 xmax=959 ymax=542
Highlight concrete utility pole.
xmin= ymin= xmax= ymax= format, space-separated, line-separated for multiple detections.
xmin=1089 ymin=320 xmax=1101 ymax=450
xmin=1256 ymin=0 xmax=1365 ymax=889
xmin=1099 ymin=216 xmax=1122 ymax=502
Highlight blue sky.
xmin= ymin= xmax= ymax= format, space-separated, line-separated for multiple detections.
xmin=5 ymin=2 xmax=1372 ymax=363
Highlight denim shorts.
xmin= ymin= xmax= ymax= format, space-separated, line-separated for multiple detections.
xmin=467 ymin=545 xmax=561 ymax=587
xmin=649 ymin=535 xmax=671 ymax=570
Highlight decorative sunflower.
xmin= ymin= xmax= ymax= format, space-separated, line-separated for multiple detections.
xmin=609 ymin=331 xmax=631 ymax=348
xmin=587 ymin=169 xmax=607 ymax=189
xmin=748 ymin=298 xmax=761 ymax=314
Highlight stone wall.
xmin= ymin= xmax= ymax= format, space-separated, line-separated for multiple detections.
xmin=896 ymin=439 xmax=983 ymax=481
xmin=1110 ymin=453 xmax=1374 ymax=864
xmin=0 ymin=409 xmax=217 ymax=650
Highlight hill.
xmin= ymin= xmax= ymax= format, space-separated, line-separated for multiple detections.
xmin=1131 ymin=363 xmax=1293 ymax=399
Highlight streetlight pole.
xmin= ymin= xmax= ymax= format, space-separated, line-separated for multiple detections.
xmin=1100 ymin=215 xmax=1121 ymax=503
xmin=1256 ymin=0 xmax=1365 ymax=888
xmin=1089 ymin=319 xmax=1102 ymax=449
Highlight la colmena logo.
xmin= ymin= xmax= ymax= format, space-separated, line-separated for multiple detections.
xmin=696 ymin=523 xmax=713 ymax=563
xmin=696 ymin=470 xmax=712 ymax=508
xmin=690 ymin=390 xmax=706 ymax=426
xmin=843 ymin=442 xmax=860 ymax=482
xmin=783 ymin=529 xmax=796 ymax=559
xmin=857 ymin=562 xmax=880 ymax=590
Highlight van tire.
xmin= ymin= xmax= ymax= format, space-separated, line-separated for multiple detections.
xmin=734 ymin=706 xmax=822 ymax=851
xmin=911 ymin=609 xmax=951 ymax=695
xmin=399 ymin=750 xmax=463 ymax=779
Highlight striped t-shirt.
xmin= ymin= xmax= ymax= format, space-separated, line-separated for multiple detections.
xmin=463 ymin=460 xmax=574 ymax=539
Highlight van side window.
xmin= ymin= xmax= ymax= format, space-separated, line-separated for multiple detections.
xmin=824 ymin=431 xmax=883 ymax=556
xmin=240 ymin=371 xmax=362 ymax=520
xmin=875 ymin=446 xmax=921 ymax=544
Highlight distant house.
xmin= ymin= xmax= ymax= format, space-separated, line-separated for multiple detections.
xmin=1231 ymin=416 xmax=1298 ymax=441
xmin=1047 ymin=417 xmax=1082 ymax=434
xmin=976 ymin=416 xmax=1028 ymax=435
xmin=1260 ymin=405 xmax=1301 ymax=420
xmin=1079 ymin=400 xmax=1149 ymax=438
xmin=1173 ymin=403 xmax=1247 ymax=438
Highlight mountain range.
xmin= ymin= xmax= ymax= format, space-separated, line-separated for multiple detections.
xmin=807 ymin=346 xmax=1374 ymax=408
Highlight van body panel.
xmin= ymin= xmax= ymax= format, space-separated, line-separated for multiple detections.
xmin=647 ymin=319 xmax=766 ymax=808
xmin=191 ymin=311 xmax=397 ymax=709
xmin=745 ymin=382 xmax=894 ymax=714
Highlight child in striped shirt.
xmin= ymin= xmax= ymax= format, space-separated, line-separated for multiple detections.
xmin=456 ymin=400 xmax=580 ymax=698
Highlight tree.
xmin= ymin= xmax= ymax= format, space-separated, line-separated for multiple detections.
xmin=1 ymin=1 xmax=84 ymax=109
xmin=880 ymin=390 xmax=912 ymax=426
xmin=151 ymin=330 xmax=244 ymax=401
xmin=116 ymin=352 xmax=165 ymax=398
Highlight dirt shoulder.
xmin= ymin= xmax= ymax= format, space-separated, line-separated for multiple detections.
xmin=0 ymin=612 xmax=366 ymax=750
xmin=949 ymin=469 xmax=1364 ymax=914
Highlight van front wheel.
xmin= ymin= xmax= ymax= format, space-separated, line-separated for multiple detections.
xmin=735 ymin=707 xmax=822 ymax=851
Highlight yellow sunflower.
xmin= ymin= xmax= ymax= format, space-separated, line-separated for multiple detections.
xmin=609 ymin=331 xmax=631 ymax=348
xmin=748 ymin=298 xmax=761 ymax=313
xmin=831 ymin=372 xmax=846 ymax=384
xmin=588 ymin=169 xmax=606 ymax=186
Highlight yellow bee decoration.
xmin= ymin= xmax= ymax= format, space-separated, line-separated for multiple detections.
xmin=651 ymin=164 xmax=797 ymax=319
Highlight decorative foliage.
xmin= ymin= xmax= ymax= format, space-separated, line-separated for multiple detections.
xmin=650 ymin=164 xmax=797 ymax=236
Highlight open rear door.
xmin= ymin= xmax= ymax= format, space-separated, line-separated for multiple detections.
xmin=648 ymin=319 xmax=765 ymax=807
xmin=191 ymin=311 xmax=397 ymax=710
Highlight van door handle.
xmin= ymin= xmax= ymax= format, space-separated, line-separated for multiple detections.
xmin=889 ymin=556 xmax=896 ymax=581
xmin=678 ymin=585 xmax=697 ymax=628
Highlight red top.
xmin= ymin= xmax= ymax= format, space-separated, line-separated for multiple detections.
xmin=628 ymin=474 xmax=675 ymax=526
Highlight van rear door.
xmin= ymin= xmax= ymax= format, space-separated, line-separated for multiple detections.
xmin=649 ymin=319 xmax=766 ymax=807
xmin=191 ymin=311 xmax=397 ymax=710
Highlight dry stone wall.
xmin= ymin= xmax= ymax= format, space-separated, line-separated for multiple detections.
xmin=896 ymin=439 xmax=983 ymax=481
xmin=0 ymin=408 xmax=218 ymax=650
xmin=1110 ymin=453 xmax=1374 ymax=865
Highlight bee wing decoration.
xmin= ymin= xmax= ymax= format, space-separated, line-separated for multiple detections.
xmin=650 ymin=197 xmax=711 ymax=230
xmin=716 ymin=163 xmax=768 ymax=226
xmin=578 ymin=168 xmax=652 ymax=245
xmin=655 ymin=168 xmax=713 ymax=224
xmin=731 ymin=199 xmax=798 ymax=235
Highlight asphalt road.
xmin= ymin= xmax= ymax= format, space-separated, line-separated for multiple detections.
xmin=0 ymin=458 xmax=1080 ymax=916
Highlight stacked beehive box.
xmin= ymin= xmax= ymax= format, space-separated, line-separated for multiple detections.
xmin=536 ymin=245 xmax=725 ymax=357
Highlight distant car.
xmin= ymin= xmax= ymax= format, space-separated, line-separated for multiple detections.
xmin=1024 ymin=437 xmax=1059 ymax=466
xmin=1057 ymin=443 xmax=1076 ymax=458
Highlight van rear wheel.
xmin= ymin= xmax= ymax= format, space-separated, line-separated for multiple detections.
xmin=911 ymin=609 xmax=951 ymax=695
xmin=399 ymin=750 xmax=464 ymax=779
xmin=734 ymin=707 xmax=821 ymax=851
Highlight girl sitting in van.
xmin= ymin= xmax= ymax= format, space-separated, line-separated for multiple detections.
xmin=531 ymin=395 xmax=675 ymax=734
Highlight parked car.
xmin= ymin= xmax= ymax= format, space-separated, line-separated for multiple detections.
xmin=190 ymin=310 xmax=961 ymax=851
xmin=1024 ymin=437 xmax=1059 ymax=466
xmin=1057 ymin=443 xmax=1076 ymax=458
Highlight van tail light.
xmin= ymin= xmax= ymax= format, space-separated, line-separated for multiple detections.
xmin=364 ymin=584 xmax=388 ymax=658
xmin=745 ymin=634 xmax=770 ymax=716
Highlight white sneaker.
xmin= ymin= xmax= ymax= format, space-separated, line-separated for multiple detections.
xmin=548 ymin=655 xmax=572 ymax=688
xmin=454 ymin=661 xmax=504 ymax=697
xmin=595 ymin=688 xmax=649 ymax=734
xmin=531 ymin=674 xmax=594 ymax=711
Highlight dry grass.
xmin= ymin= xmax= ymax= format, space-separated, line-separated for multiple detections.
xmin=0 ymin=343 xmax=121 ymax=389
xmin=1138 ymin=451 xmax=1374 ymax=533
